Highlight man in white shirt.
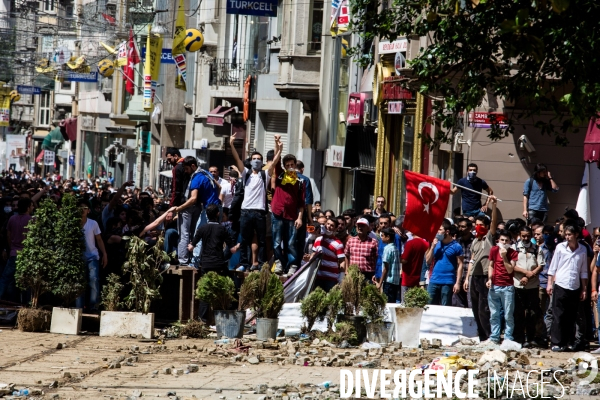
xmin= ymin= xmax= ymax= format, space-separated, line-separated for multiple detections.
xmin=209 ymin=166 xmax=233 ymax=209
xmin=77 ymin=199 xmax=107 ymax=312
xmin=547 ymin=223 xmax=588 ymax=352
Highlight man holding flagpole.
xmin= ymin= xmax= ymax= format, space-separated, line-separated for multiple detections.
xmin=450 ymin=163 xmax=493 ymax=217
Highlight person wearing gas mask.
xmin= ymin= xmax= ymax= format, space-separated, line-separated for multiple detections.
xmin=450 ymin=163 xmax=493 ymax=218
xmin=270 ymin=139 xmax=306 ymax=277
xmin=512 ymin=226 xmax=546 ymax=348
xmin=464 ymin=195 xmax=498 ymax=341
xmin=230 ymin=133 xmax=281 ymax=272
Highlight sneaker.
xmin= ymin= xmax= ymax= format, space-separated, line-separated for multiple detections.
xmin=551 ymin=346 xmax=566 ymax=352
xmin=288 ymin=265 xmax=298 ymax=276
xmin=273 ymin=260 xmax=283 ymax=275
xmin=249 ymin=264 xmax=261 ymax=272
xmin=522 ymin=342 xmax=531 ymax=349
xmin=236 ymin=266 xmax=247 ymax=272
xmin=591 ymin=347 xmax=600 ymax=354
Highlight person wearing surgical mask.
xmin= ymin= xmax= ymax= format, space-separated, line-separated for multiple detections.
xmin=425 ymin=220 xmax=464 ymax=306
xmin=534 ymin=225 xmax=553 ymax=338
xmin=310 ymin=217 xmax=346 ymax=291
xmin=450 ymin=163 xmax=493 ymax=218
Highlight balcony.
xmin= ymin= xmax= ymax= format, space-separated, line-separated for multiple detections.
xmin=209 ymin=59 xmax=266 ymax=88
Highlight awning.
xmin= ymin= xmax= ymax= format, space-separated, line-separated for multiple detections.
xmin=584 ymin=117 xmax=600 ymax=163
xmin=42 ymin=127 xmax=65 ymax=150
xmin=207 ymin=106 xmax=236 ymax=126
xmin=106 ymin=126 xmax=136 ymax=136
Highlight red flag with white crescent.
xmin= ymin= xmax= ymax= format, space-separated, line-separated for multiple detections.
xmin=403 ymin=170 xmax=451 ymax=243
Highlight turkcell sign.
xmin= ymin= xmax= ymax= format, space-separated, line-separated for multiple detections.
xmin=17 ymin=85 xmax=41 ymax=95
xmin=140 ymin=48 xmax=176 ymax=64
xmin=65 ymin=71 xmax=98 ymax=83
xmin=227 ymin=0 xmax=277 ymax=16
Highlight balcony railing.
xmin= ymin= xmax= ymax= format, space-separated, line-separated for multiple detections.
xmin=209 ymin=59 xmax=267 ymax=87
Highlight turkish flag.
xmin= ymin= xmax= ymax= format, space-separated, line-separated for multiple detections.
xmin=124 ymin=29 xmax=140 ymax=95
xmin=403 ymin=170 xmax=451 ymax=243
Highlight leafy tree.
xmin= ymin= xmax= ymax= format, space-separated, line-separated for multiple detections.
xmin=300 ymin=287 xmax=328 ymax=331
xmin=195 ymin=271 xmax=236 ymax=310
xmin=51 ymin=193 xmax=86 ymax=306
xmin=350 ymin=0 xmax=599 ymax=145
xmin=360 ymin=284 xmax=388 ymax=324
xmin=101 ymin=273 xmax=124 ymax=311
xmin=15 ymin=198 xmax=57 ymax=308
xmin=238 ymin=264 xmax=284 ymax=319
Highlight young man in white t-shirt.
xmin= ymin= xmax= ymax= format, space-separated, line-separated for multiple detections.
xmin=77 ymin=199 xmax=107 ymax=312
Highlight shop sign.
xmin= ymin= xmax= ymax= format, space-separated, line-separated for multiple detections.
xmin=469 ymin=112 xmax=508 ymax=128
xmin=44 ymin=150 xmax=55 ymax=166
xmin=64 ymin=70 xmax=98 ymax=83
xmin=17 ymin=85 xmax=41 ymax=95
xmin=347 ymin=93 xmax=368 ymax=124
xmin=382 ymin=82 xmax=413 ymax=100
xmin=325 ymin=145 xmax=345 ymax=168
xmin=140 ymin=47 xmax=176 ymax=64
xmin=226 ymin=0 xmax=277 ymax=16
xmin=378 ymin=38 xmax=408 ymax=54
xmin=388 ymin=101 xmax=404 ymax=114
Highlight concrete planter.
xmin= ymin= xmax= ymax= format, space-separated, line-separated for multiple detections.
xmin=50 ymin=307 xmax=82 ymax=335
xmin=99 ymin=311 xmax=154 ymax=339
xmin=394 ymin=307 xmax=424 ymax=348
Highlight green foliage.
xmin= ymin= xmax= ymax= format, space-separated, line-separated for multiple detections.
xmin=239 ymin=264 xmax=284 ymax=319
xmin=323 ymin=285 xmax=344 ymax=332
xmin=340 ymin=265 xmax=365 ymax=316
xmin=51 ymin=193 xmax=86 ymax=306
xmin=300 ymin=287 xmax=328 ymax=331
xmin=360 ymin=284 xmax=388 ymax=324
xmin=325 ymin=322 xmax=359 ymax=345
xmin=15 ymin=198 xmax=57 ymax=308
xmin=122 ymin=235 xmax=170 ymax=313
xmin=100 ymin=273 xmax=124 ymax=311
xmin=195 ymin=271 xmax=236 ymax=310
xmin=180 ymin=319 xmax=209 ymax=338
xmin=349 ymin=0 xmax=600 ymax=145
xmin=402 ymin=287 xmax=430 ymax=309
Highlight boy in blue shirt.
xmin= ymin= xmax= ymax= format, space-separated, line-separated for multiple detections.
xmin=376 ymin=227 xmax=401 ymax=303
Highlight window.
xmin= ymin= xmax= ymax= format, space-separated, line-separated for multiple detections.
xmin=43 ymin=0 xmax=54 ymax=11
xmin=61 ymin=80 xmax=72 ymax=91
xmin=38 ymin=91 xmax=51 ymax=126
xmin=308 ymin=0 xmax=323 ymax=53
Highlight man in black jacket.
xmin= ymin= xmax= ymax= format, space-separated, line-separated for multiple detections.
xmin=167 ymin=148 xmax=188 ymax=208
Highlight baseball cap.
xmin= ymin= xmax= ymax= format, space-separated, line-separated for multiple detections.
xmin=356 ymin=218 xmax=369 ymax=226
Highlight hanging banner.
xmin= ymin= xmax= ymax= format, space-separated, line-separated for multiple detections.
xmin=117 ymin=41 xmax=127 ymax=67
xmin=330 ymin=0 xmax=349 ymax=36
xmin=44 ymin=150 xmax=55 ymax=166
xmin=17 ymin=85 xmax=42 ymax=95
xmin=64 ymin=70 xmax=98 ymax=82
xmin=226 ymin=0 xmax=277 ymax=16
xmin=172 ymin=0 xmax=187 ymax=91
xmin=0 ymin=86 xmax=10 ymax=127
xmin=174 ymin=54 xmax=187 ymax=90
xmin=6 ymin=134 xmax=26 ymax=171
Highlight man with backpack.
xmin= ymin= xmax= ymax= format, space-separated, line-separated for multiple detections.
xmin=230 ymin=133 xmax=281 ymax=272
xmin=523 ymin=163 xmax=559 ymax=223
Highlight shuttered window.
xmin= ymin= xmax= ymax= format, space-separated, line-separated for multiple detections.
xmin=263 ymin=112 xmax=288 ymax=156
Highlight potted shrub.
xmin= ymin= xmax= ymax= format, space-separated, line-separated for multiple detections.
xmin=338 ymin=265 xmax=367 ymax=342
xmin=99 ymin=236 xmax=170 ymax=339
xmin=323 ymin=285 xmax=343 ymax=332
xmin=196 ymin=271 xmax=244 ymax=338
xmin=50 ymin=193 xmax=86 ymax=335
xmin=100 ymin=273 xmax=124 ymax=312
xmin=300 ymin=287 xmax=327 ymax=332
xmin=239 ymin=264 xmax=284 ymax=340
xmin=395 ymin=286 xmax=430 ymax=347
xmin=14 ymin=198 xmax=57 ymax=332
xmin=361 ymin=284 xmax=392 ymax=344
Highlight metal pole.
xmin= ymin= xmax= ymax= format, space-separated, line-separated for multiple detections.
xmin=451 ymin=182 xmax=503 ymax=202
xmin=328 ymin=35 xmax=341 ymax=147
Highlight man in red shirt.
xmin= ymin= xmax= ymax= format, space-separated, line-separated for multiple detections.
xmin=401 ymin=235 xmax=429 ymax=300
xmin=344 ymin=218 xmax=378 ymax=281
xmin=486 ymin=230 xmax=518 ymax=344
xmin=312 ymin=218 xmax=346 ymax=291
xmin=270 ymin=138 xmax=305 ymax=276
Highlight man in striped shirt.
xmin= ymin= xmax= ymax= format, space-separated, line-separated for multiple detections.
xmin=312 ymin=218 xmax=346 ymax=291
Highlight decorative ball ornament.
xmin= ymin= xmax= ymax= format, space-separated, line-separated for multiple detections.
xmin=10 ymin=90 xmax=20 ymax=102
xmin=341 ymin=38 xmax=349 ymax=58
xmin=184 ymin=29 xmax=204 ymax=52
xmin=98 ymin=59 xmax=115 ymax=77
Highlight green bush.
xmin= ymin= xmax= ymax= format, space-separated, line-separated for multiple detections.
xmin=323 ymin=285 xmax=344 ymax=332
xmin=239 ymin=264 xmax=284 ymax=319
xmin=340 ymin=265 xmax=364 ymax=316
xmin=360 ymin=284 xmax=387 ymax=324
xmin=195 ymin=271 xmax=236 ymax=310
xmin=325 ymin=322 xmax=358 ymax=345
xmin=100 ymin=273 xmax=124 ymax=311
xmin=15 ymin=198 xmax=57 ymax=308
xmin=52 ymin=193 xmax=86 ymax=306
xmin=402 ymin=286 xmax=430 ymax=309
xmin=300 ymin=287 xmax=327 ymax=331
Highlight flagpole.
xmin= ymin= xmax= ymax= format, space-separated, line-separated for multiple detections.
xmin=451 ymin=182 xmax=503 ymax=202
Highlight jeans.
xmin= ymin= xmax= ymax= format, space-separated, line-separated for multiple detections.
xmin=528 ymin=210 xmax=547 ymax=223
xmin=76 ymin=258 xmax=100 ymax=310
xmin=239 ymin=210 xmax=266 ymax=267
xmin=427 ymin=283 xmax=454 ymax=306
xmin=177 ymin=207 xmax=196 ymax=265
xmin=164 ymin=228 xmax=179 ymax=256
xmin=383 ymin=282 xmax=401 ymax=303
xmin=463 ymin=209 xmax=486 ymax=218
xmin=0 ymin=256 xmax=17 ymax=301
xmin=488 ymin=285 xmax=515 ymax=342
xmin=539 ymin=286 xmax=550 ymax=340
xmin=271 ymin=213 xmax=298 ymax=271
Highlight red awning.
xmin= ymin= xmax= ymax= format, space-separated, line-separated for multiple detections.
xmin=206 ymin=106 xmax=235 ymax=126
xmin=584 ymin=117 xmax=600 ymax=162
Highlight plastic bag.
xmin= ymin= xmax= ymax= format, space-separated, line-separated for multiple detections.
xmin=499 ymin=339 xmax=522 ymax=351
xmin=361 ymin=342 xmax=382 ymax=350
xmin=429 ymin=356 xmax=476 ymax=374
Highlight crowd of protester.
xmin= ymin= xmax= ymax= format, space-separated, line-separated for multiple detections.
xmin=0 ymin=137 xmax=598 ymax=353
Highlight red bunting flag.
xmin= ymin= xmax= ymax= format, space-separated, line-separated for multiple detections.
xmin=124 ymin=29 xmax=140 ymax=95
xmin=403 ymin=170 xmax=451 ymax=243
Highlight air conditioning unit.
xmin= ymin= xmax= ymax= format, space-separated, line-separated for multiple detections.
xmin=193 ymin=135 xmax=225 ymax=150
xmin=100 ymin=78 xmax=112 ymax=94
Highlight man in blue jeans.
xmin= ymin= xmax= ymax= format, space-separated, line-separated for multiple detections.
xmin=76 ymin=199 xmax=107 ymax=312
xmin=486 ymin=230 xmax=518 ymax=344
xmin=425 ymin=219 xmax=463 ymax=305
